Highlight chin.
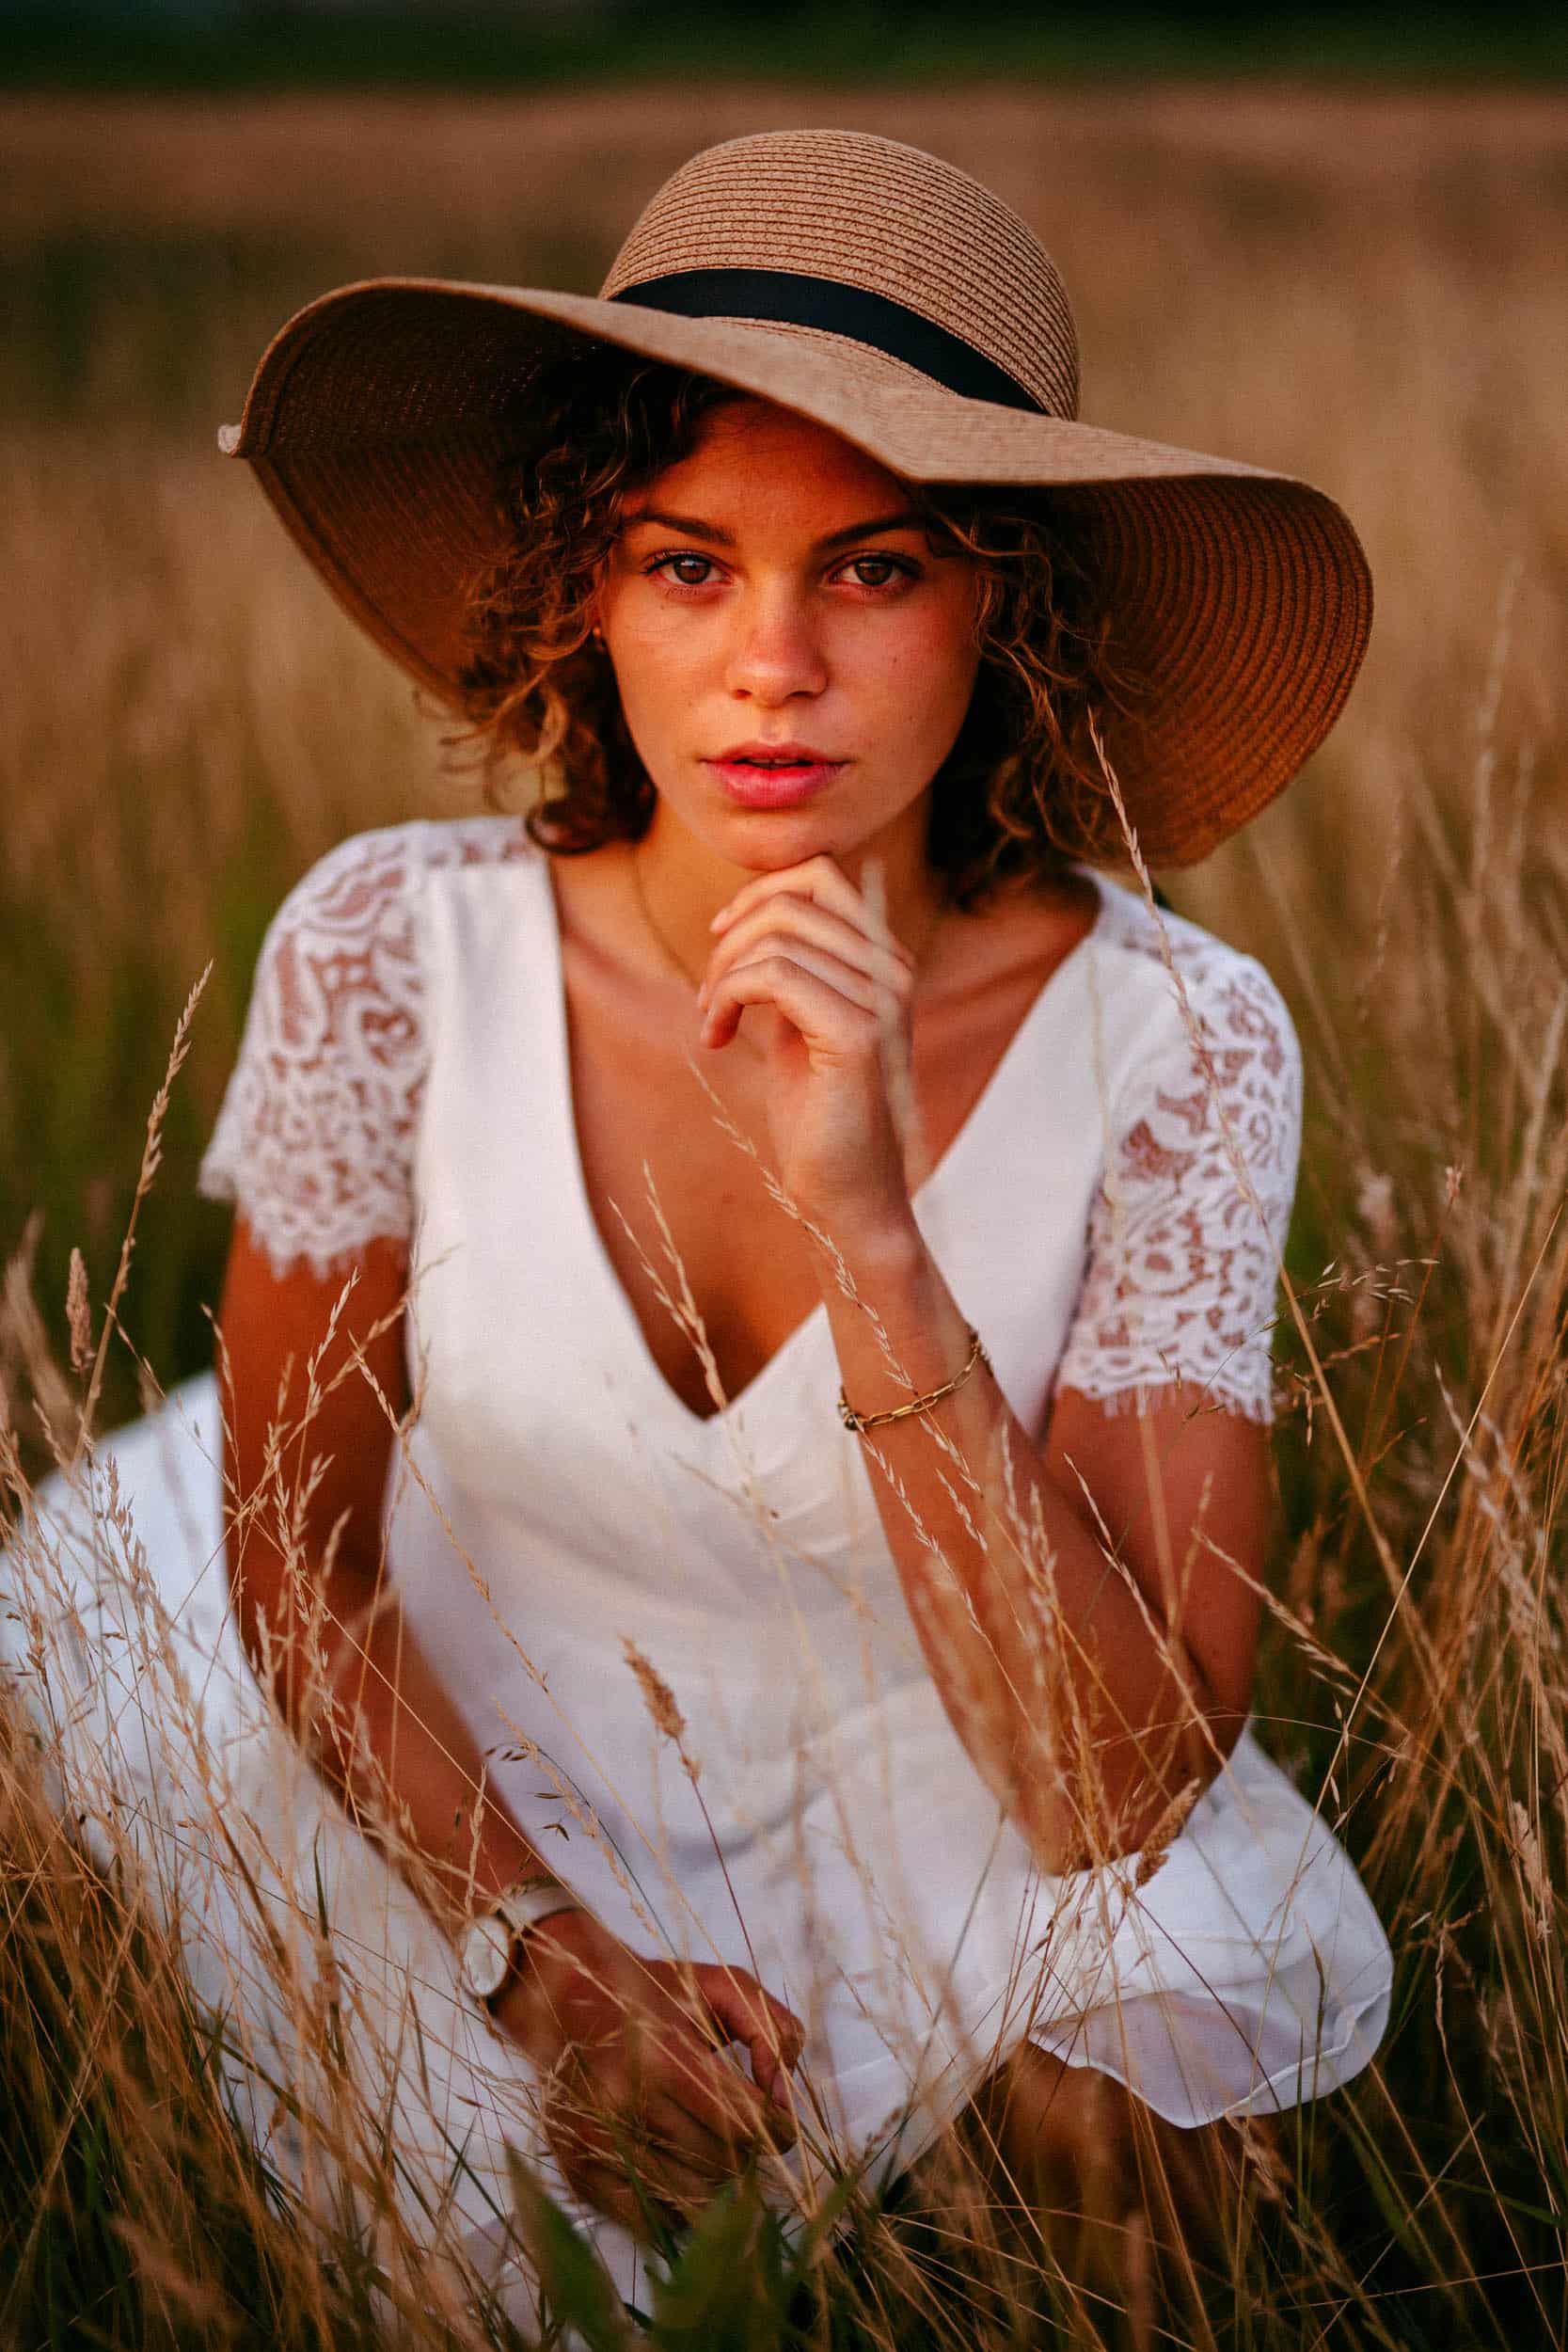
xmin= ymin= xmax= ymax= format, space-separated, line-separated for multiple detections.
xmin=690 ymin=804 xmax=844 ymax=867
xmin=723 ymin=823 xmax=849 ymax=873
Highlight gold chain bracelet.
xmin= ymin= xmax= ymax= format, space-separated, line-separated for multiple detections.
xmin=838 ymin=1325 xmax=991 ymax=1436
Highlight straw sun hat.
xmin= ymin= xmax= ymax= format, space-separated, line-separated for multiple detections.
xmin=220 ymin=127 xmax=1370 ymax=866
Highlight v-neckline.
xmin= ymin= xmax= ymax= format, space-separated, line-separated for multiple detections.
xmin=535 ymin=859 xmax=1108 ymax=1437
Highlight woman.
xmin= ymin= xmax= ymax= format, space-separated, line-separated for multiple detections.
xmin=8 ymin=129 xmax=1391 ymax=2320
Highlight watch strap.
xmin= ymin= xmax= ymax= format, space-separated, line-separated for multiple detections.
xmin=460 ymin=1876 xmax=582 ymax=2009
xmin=492 ymin=1875 xmax=580 ymax=1946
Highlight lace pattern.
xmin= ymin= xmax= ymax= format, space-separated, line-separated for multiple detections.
xmin=198 ymin=818 xmax=531 ymax=1279
xmin=200 ymin=829 xmax=1299 ymax=1422
xmin=1055 ymin=894 xmax=1302 ymax=1424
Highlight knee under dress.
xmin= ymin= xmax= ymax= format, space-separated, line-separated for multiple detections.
xmin=3 ymin=816 xmax=1392 ymax=2313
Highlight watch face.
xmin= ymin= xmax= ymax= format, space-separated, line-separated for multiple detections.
xmin=462 ymin=1912 xmax=512 ymax=2003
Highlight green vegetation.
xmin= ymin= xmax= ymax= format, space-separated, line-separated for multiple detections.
xmin=3 ymin=2 xmax=1567 ymax=92
xmin=3 ymin=84 xmax=1568 ymax=2348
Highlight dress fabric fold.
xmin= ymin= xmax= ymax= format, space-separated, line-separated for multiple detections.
xmin=0 ymin=818 xmax=1393 ymax=2312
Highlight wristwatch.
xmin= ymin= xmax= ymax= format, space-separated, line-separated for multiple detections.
xmin=459 ymin=1876 xmax=581 ymax=2008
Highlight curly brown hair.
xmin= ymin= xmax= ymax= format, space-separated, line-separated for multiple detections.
xmin=453 ymin=346 xmax=1129 ymax=907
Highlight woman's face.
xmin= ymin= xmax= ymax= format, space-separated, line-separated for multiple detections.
xmin=594 ymin=397 xmax=982 ymax=875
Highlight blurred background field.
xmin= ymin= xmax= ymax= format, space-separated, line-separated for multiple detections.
xmin=6 ymin=0 xmax=1568 ymax=91
xmin=6 ymin=38 xmax=1568 ymax=2348
xmin=5 ymin=72 xmax=1565 ymax=1435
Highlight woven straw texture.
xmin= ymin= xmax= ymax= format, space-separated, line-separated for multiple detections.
xmin=601 ymin=128 xmax=1081 ymax=419
xmin=219 ymin=128 xmax=1371 ymax=866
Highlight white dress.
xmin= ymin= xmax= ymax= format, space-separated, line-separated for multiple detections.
xmin=3 ymin=815 xmax=1392 ymax=2316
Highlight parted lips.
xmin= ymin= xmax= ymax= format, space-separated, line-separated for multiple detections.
xmin=218 ymin=127 xmax=1370 ymax=866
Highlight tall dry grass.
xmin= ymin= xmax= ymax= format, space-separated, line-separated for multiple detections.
xmin=2 ymin=83 xmax=1568 ymax=2345
xmin=4 ymin=86 xmax=1565 ymax=1426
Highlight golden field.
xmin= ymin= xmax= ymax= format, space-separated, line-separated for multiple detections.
xmin=3 ymin=83 xmax=1568 ymax=2346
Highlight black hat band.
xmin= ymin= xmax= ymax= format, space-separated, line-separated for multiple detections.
xmin=610 ymin=268 xmax=1044 ymax=415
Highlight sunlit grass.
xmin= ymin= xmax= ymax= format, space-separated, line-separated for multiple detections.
xmin=3 ymin=84 xmax=1567 ymax=2347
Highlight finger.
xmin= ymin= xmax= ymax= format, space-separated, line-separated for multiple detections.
xmin=661 ymin=2031 xmax=791 ymax=2147
xmin=750 ymin=2018 xmax=805 ymax=2108
xmin=563 ymin=2153 xmax=679 ymax=2245
xmin=707 ymin=939 xmax=882 ymax=1016
xmin=543 ymin=2076 xmax=625 ymax=2178
xmin=711 ymin=855 xmax=879 ymax=941
xmin=695 ymin=1968 xmax=807 ymax=2110
xmin=544 ymin=1985 xmax=781 ymax=2185
xmin=704 ymin=897 xmax=914 ymax=999
xmin=643 ymin=2159 xmax=725 ymax=2224
xmin=641 ymin=2087 xmax=737 ymax=2169
xmin=607 ymin=2126 xmax=727 ymax=2220
xmin=653 ymin=2025 xmax=775 ymax=2138
xmin=665 ymin=2062 xmax=795 ymax=2161
xmin=546 ymin=2076 xmax=727 ymax=2224
xmin=698 ymin=1966 xmax=806 ymax=2066
xmin=644 ymin=2023 xmax=787 ymax=2153
xmin=710 ymin=852 xmax=858 ymax=923
xmin=701 ymin=950 xmax=885 ymax=1052
xmin=641 ymin=2091 xmax=755 ymax=2188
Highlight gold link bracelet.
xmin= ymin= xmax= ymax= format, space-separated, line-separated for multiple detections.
xmin=838 ymin=1326 xmax=991 ymax=1435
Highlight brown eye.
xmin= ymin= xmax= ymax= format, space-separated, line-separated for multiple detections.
xmin=649 ymin=554 xmax=716 ymax=587
xmin=845 ymin=555 xmax=911 ymax=589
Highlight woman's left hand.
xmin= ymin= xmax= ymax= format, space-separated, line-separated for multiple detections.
xmin=698 ymin=854 xmax=922 ymax=1243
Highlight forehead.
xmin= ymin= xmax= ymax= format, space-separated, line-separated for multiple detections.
xmin=639 ymin=396 xmax=908 ymax=508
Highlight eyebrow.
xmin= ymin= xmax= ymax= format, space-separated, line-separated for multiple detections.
xmin=618 ymin=507 xmax=927 ymax=551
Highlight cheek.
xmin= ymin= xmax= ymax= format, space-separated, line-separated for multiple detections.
xmin=873 ymin=603 xmax=982 ymax=740
xmin=597 ymin=565 xmax=688 ymax=664
xmin=600 ymin=613 xmax=695 ymax=739
xmin=608 ymin=672 xmax=675 ymax=783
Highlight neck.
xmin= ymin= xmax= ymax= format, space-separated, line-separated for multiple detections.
xmin=631 ymin=801 xmax=945 ymax=984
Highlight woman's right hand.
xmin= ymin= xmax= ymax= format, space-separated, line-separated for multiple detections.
xmin=493 ymin=1907 xmax=805 ymax=2238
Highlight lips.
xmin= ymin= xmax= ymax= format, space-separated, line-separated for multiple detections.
xmin=717 ymin=740 xmax=839 ymax=766
xmin=706 ymin=743 xmax=846 ymax=810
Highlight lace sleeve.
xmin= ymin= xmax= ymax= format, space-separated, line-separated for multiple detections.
xmin=197 ymin=829 xmax=431 ymax=1279
xmin=1054 ymin=944 xmax=1302 ymax=1423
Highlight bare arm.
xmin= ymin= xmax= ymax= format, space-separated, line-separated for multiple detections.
xmin=700 ymin=854 xmax=1265 ymax=1871
xmin=217 ymin=1218 xmax=551 ymax=1931
xmin=816 ymin=1221 xmax=1263 ymax=1866
xmin=217 ymin=1216 xmax=801 ymax=2233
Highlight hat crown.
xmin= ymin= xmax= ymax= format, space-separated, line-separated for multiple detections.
xmin=599 ymin=128 xmax=1081 ymax=422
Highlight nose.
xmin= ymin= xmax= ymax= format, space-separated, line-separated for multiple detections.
xmin=723 ymin=582 xmax=828 ymax=706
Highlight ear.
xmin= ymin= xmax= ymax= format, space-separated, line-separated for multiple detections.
xmin=584 ymin=573 xmax=609 ymax=648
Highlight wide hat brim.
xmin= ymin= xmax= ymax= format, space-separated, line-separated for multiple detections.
xmin=220 ymin=275 xmax=1372 ymax=867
